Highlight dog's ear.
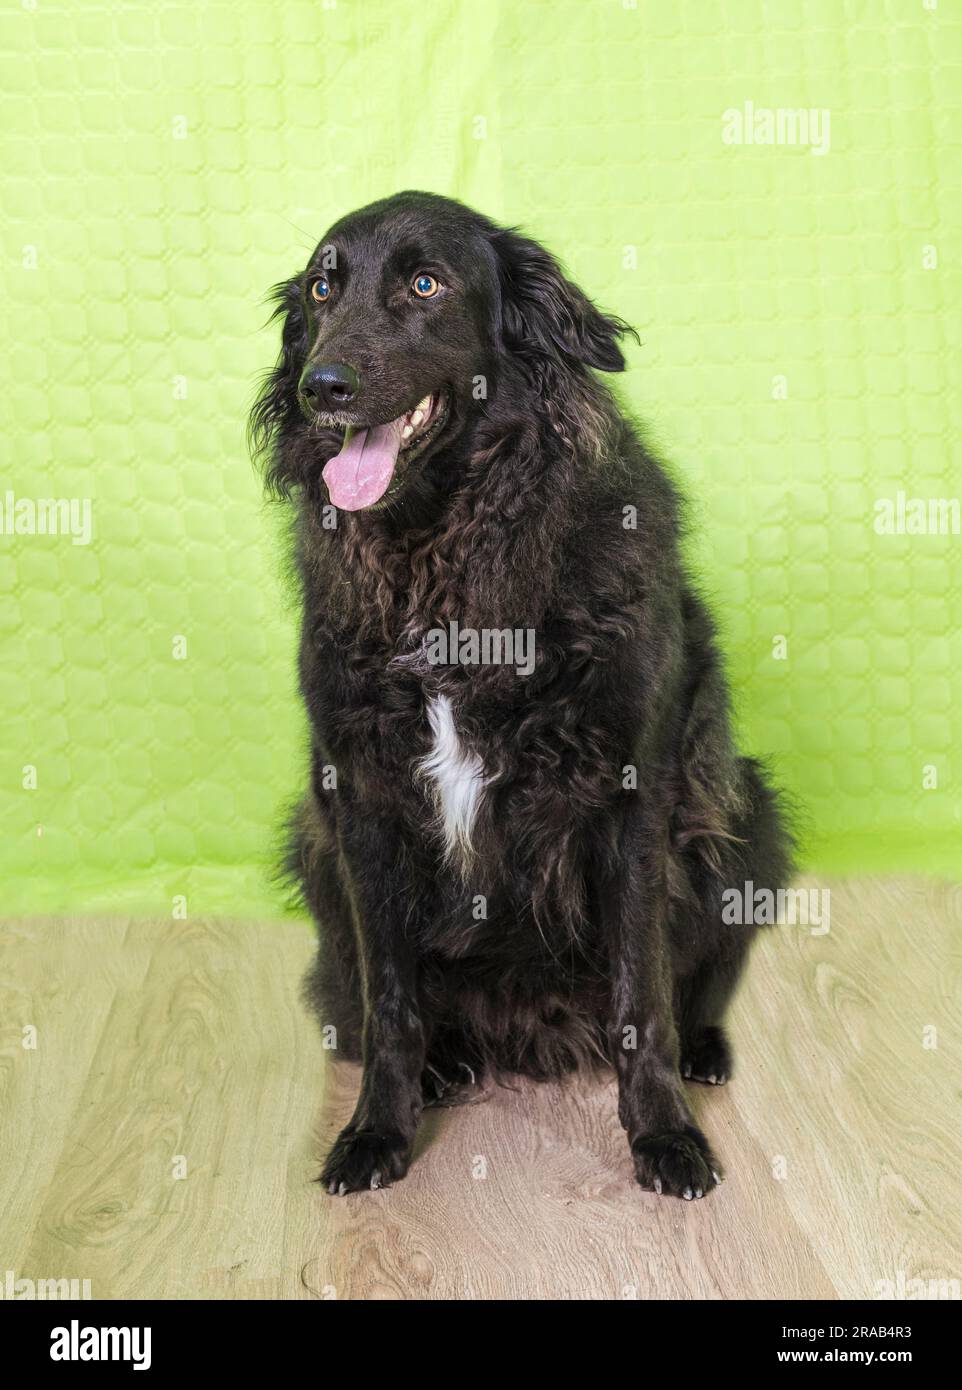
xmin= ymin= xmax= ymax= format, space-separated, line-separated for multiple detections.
xmin=248 ymin=277 xmax=309 ymax=495
xmin=490 ymin=227 xmax=637 ymax=375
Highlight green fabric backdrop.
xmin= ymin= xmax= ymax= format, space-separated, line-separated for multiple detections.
xmin=2 ymin=0 xmax=960 ymax=916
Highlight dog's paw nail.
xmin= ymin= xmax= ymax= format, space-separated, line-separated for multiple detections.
xmin=632 ymin=1128 xmax=720 ymax=1200
xmin=712 ymin=1170 xmax=723 ymax=1184
xmin=681 ymin=1030 xmax=733 ymax=1087
xmin=321 ymin=1128 xmax=411 ymax=1195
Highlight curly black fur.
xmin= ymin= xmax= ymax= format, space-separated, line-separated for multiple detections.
xmin=251 ymin=191 xmax=795 ymax=1199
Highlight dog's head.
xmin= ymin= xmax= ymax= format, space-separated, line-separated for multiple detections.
xmin=251 ymin=191 xmax=635 ymax=509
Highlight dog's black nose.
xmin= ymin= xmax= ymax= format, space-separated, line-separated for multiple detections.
xmin=299 ymin=362 xmax=360 ymax=411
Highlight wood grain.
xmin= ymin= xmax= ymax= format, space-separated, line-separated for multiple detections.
xmin=0 ymin=877 xmax=958 ymax=1300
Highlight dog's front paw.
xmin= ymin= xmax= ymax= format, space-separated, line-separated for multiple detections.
xmin=681 ymin=1024 xmax=732 ymax=1085
xmin=631 ymin=1125 xmax=723 ymax=1200
xmin=320 ymin=1126 xmax=412 ymax=1195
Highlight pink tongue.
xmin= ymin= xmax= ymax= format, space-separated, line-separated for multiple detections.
xmin=322 ymin=418 xmax=405 ymax=511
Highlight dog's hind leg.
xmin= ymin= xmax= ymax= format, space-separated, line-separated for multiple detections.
xmin=420 ymin=1016 xmax=488 ymax=1107
xmin=421 ymin=1057 xmax=490 ymax=1108
xmin=676 ymin=756 xmax=795 ymax=1086
xmin=677 ymin=942 xmax=749 ymax=1086
xmin=601 ymin=799 xmax=724 ymax=1201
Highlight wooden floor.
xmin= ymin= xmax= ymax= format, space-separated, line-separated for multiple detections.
xmin=1 ymin=877 xmax=959 ymax=1300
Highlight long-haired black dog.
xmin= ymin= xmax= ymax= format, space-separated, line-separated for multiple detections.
xmin=251 ymin=191 xmax=793 ymax=1199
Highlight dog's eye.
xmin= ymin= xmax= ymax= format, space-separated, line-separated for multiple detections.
xmin=412 ymin=273 xmax=439 ymax=299
xmin=310 ymin=278 xmax=331 ymax=303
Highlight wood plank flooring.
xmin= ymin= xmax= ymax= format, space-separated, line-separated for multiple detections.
xmin=1 ymin=877 xmax=958 ymax=1299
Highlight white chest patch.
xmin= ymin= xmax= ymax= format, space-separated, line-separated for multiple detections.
xmin=418 ymin=693 xmax=486 ymax=866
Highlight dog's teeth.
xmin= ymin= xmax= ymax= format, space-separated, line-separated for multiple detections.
xmin=417 ymin=395 xmax=431 ymax=412
xmin=410 ymin=409 xmax=424 ymax=427
xmin=402 ymin=424 xmax=414 ymax=439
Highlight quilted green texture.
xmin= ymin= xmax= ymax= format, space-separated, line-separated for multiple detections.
xmin=2 ymin=1 xmax=960 ymax=917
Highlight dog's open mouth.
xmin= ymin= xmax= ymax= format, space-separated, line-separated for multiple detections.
xmin=322 ymin=392 xmax=448 ymax=511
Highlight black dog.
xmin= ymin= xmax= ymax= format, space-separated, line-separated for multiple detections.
xmin=251 ymin=191 xmax=793 ymax=1199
